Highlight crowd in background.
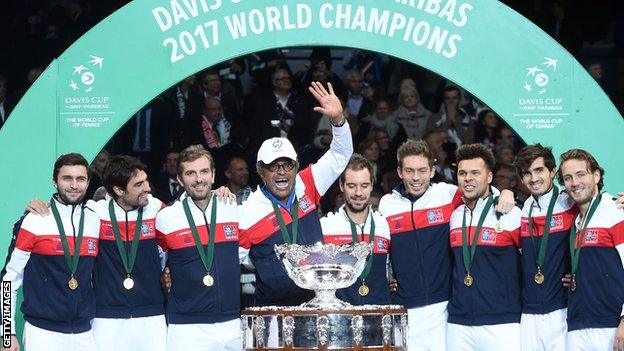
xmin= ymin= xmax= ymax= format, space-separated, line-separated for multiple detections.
xmin=0 ymin=0 xmax=622 ymax=215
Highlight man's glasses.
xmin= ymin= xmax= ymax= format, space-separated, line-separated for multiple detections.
xmin=263 ymin=160 xmax=296 ymax=172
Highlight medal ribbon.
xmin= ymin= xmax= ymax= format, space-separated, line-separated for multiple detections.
xmin=347 ymin=209 xmax=376 ymax=285
xmin=50 ymin=198 xmax=85 ymax=277
xmin=271 ymin=198 xmax=299 ymax=244
xmin=528 ymin=186 xmax=559 ymax=274
xmin=183 ymin=195 xmax=218 ymax=274
xmin=461 ymin=195 xmax=494 ymax=276
xmin=108 ymin=200 xmax=143 ymax=277
xmin=569 ymin=194 xmax=602 ymax=278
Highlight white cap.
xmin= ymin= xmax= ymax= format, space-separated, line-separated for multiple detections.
xmin=257 ymin=137 xmax=297 ymax=164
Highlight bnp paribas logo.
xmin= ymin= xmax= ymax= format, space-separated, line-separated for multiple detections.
xmin=69 ymin=55 xmax=104 ymax=93
xmin=522 ymin=57 xmax=557 ymax=95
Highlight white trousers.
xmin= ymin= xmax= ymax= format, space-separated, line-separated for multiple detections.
xmin=521 ymin=308 xmax=567 ymax=351
xmin=567 ymin=327 xmax=616 ymax=351
xmin=92 ymin=315 xmax=167 ymax=351
xmin=407 ymin=300 xmax=448 ymax=351
xmin=23 ymin=322 xmax=96 ymax=351
xmin=447 ymin=322 xmax=521 ymax=351
xmin=166 ymin=318 xmax=241 ymax=351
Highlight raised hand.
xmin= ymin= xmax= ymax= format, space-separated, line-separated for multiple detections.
xmin=308 ymin=81 xmax=344 ymax=124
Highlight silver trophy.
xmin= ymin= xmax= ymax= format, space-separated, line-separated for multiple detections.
xmin=274 ymin=241 xmax=371 ymax=309
xmin=241 ymin=242 xmax=408 ymax=350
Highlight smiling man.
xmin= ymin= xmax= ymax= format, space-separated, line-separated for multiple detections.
xmin=1 ymin=153 xmax=101 ymax=351
xmin=378 ymin=140 xmax=515 ymax=351
xmin=320 ymin=154 xmax=391 ymax=306
xmin=87 ymin=155 xmax=167 ymax=351
xmin=558 ymin=149 xmax=624 ymax=351
xmin=446 ymin=143 xmax=522 ymax=351
xmin=514 ymin=144 xmax=575 ymax=351
xmin=238 ymin=81 xmax=353 ymax=306
xmin=155 ymin=145 xmax=240 ymax=350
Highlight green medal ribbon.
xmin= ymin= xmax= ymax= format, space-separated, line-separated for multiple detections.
xmin=347 ymin=208 xmax=376 ymax=285
xmin=108 ymin=200 xmax=143 ymax=278
xmin=569 ymin=194 xmax=602 ymax=290
xmin=50 ymin=198 xmax=85 ymax=278
xmin=183 ymin=196 xmax=218 ymax=275
xmin=271 ymin=198 xmax=299 ymax=244
xmin=528 ymin=186 xmax=559 ymax=277
xmin=461 ymin=195 xmax=494 ymax=277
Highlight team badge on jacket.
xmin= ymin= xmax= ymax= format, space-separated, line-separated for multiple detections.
xmin=427 ymin=209 xmax=444 ymax=224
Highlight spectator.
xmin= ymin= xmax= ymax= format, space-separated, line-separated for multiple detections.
xmin=154 ymin=150 xmax=181 ymax=204
xmin=462 ymin=94 xmax=489 ymax=122
xmin=426 ymin=85 xmax=475 ymax=147
xmin=185 ymin=96 xmax=241 ymax=150
xmin=224 ymin=156 xmax=252 ymax=205
xmin=549 ymin=0 xmax=582 ymax=56
xmin=85 ymin=149 xmax=109 ymax=200
xmin=0 ymin=74 xmax=15 ymax=129
xmin=247 ymin=49 xmax=290 ymax=93
xmin=493 ymin=164 xmax=519 ymax=192
xmin=363 ymin=98 xmax=399 ymax=141
xmin=342 ymin=49 xmax=389 ymax=85
xmin=373 ymin=128 xmax=398 ymax=173
xmin=475 ymin=109 xmax=501 ymax=148
xmin=344 ymin=70 xmax=373 ymax=140
xmin=112 ymin=97 xmax=172 ymax=177
xmin=197 ymin=70 xmax=238 ymax=117
xmin=494 ymin=143 xmax=516 ymax=167
xmin=247 ymin=68 xmax=311 ymax=149
xmin=357 ymin=139 xmax=382 ymax=183
xmin=370 ymin=188 xmax=383 ymax=211
xmin=497 ymin=126 xmax=518 ymax=148
xmin=423 ymin=130 xmax=456 ymax=184
xmin=391 ymin=86 xmax=433 ymax=141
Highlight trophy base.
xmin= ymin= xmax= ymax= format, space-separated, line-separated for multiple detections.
xmin=241 ymin=305 xmax=408 ymax=350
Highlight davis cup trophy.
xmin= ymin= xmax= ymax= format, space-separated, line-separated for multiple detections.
xmin=241 ymin=242 xmax=408 ymax=350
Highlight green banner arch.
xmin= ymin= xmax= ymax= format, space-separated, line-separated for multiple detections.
xmin=0 ymin=0 xmax=622 ymax=310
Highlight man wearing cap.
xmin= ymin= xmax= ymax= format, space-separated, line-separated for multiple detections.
xmin=238 ymin=81 xmax=353 ymax=306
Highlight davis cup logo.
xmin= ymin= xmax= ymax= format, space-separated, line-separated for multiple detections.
xmin=523 ymin=57 xmax=557 ymax=95
xmin=69 ymin=55 xmax=104 ymax=93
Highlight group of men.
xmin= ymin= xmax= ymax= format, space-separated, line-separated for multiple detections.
xmin=1 ymin=80 xmax=623 ymax=351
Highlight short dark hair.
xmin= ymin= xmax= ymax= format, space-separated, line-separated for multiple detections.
xmin=444 ymin=85 xmax=461 ymax=96
xmin=396 ymin=140 xmax=434 ymax=167
xmin=53 ymin=153 xmax=89 ymax=182
xmin=456 ymin=143 xmax=496 ymax=171
xmin=340 ymin=154 xmax=374 ymax=184
xmin=356 ymin=139 xmax=379 ymax=155
xmin=178 ymin=144 xmax=215 ymax=176
xmin=102 ymin=155 xmax=147 ymax=199
xmin=514 ymin=143 xmax=556 ymax=175
xmin=557 ymin=149 xmax=604 ymax=190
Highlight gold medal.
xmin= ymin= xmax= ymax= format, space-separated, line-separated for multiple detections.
xmin=570 ymin=274 xmax=577 ymax=292
xmin=494 ymin=221 xmax=504 ymax=233
xmin=358 ymin=284 xmax=369 ymax=297
xmin=68 ymin=276 xmax=78 ymax=290
xmin=534 ymin=271 xmax=545 ymax=285
xmin=463 ymin=274 xmax=474 ymax=287
xmin=203 ymin=273 xmax=214 ymax=287
xmin=123 ymin=276 xmax=135 ymax=290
